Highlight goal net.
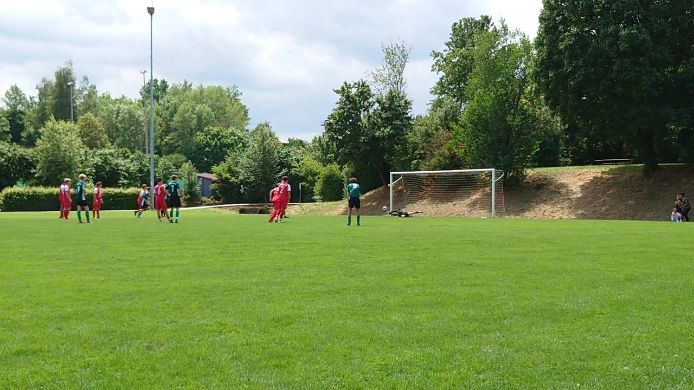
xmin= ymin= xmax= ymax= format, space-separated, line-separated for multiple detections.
xmin=389 ymin=169 xmax=505 ymax=217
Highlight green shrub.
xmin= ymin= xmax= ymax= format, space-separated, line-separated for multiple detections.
xmin=0 ymin=186 xmax=141 ymax=212
xmin=316 ymin=164 xmax=345 ymax=202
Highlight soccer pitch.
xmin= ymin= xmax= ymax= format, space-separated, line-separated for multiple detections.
xmin=1 ymin=211 xmax=692 ymax=388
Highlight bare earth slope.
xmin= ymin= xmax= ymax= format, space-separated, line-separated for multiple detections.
xmin=294 ymin=165 xmax=694 ymax=221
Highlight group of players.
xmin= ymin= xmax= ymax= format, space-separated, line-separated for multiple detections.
xmin=58 ymin=173 xmax=366 ymax=226
xmin=133 ymin=175 xmax=183 ymax=223
xmin=58 ymin=174 xmax=184 ymax=223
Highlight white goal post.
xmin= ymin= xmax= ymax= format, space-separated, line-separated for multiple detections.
xmin=389 ymin=169 xmax=505 ymax=217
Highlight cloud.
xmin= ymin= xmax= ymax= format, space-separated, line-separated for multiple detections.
xmin=0 ymin=0 xmax=542 ymax=140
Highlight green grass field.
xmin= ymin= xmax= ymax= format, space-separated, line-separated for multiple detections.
xmin=1 ymin=210 xmax=692 ymax=388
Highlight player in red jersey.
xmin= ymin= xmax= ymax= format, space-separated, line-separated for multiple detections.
xmin=268 ymin=184 xmax=281 ymax=223
xmin=59 ymin=178 xmax=72 ymax=220
xmin=91 ymin=181 xmax=103 ymax=219
xmin=277 ymin=176 xmax=290 ymax=221
xmin=153 ymin=178 xmax=170 ymax=222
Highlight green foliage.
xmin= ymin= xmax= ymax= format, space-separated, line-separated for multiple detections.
xmin=34 ymin=119 xmax=85 ymax=185
xmin=191 ymin=126 xmax=247 ymax=172
xmin=324 ymin=81 xmax=411 ymax=186
xmin=2 ymin=85 xmax=32 ymax=144
xmin=0 ymin=109 xmax=10 ymax=142
xmin=156 ymin=153 xmax=190 ymax=180
xmin=406 ymin=98 xmax=461 ymax=170
xmin=77 ymin=112 xmax=110 ymax=149
xmin=433 ymin=18 xmax=555 ymax=181
xmin=179 ymin=161 xmax=200 ymax=204
xmin=297 ymin=155 xmax=323 ymax=202
xmin=238 ymin=122 xmax=282 ymax=202
xmin=87 ymin=148 xmax=147 ymax=188
xmin=535 ymin=0 xmax=694 ymax=173
xmin=316 ymin=164 xmax=344 ymax=201
xmin=0 ymin=142 xmax=35 ymax=190
xmin=97 ymin=97 xmax=146 ymax=152
xmin=0 ymin=186 xmax=140 ymax=211
xmin=432 ymin=16 xmax=495 ymax=106
xmin=211 ymin=153 xmax=244 ymax=203
xmin=157 ymin=83 xmax=249 ymax=158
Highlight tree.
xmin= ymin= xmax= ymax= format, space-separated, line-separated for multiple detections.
xmin=0 ymin=110 xmax=10 ymax=142
xmin=432 ymin=16 xmax=496 ymax=107
xmin=34 ymin=119 xmax=85 ymax=185
xmin=324 ymin=80 xmax=411 ymax=186
xmin=2 ymin=85 xmax=32 ymax=144
xmin=0 ymin=142 xmax=35 ymax=189
xmin=369 ymin=40 xmax=411 ymax=96
xmin=406 ymin=97 xmax=462 ymax=170
xmin=179 ymin=161 xmax=201 ymax=203
xmin=77 ymin=112 xmax=110 ymax=149
xmin=316 ymin=164 xmax=344 ymax=201
xmin=535 ymin=0 xmax=694 ymax=173
xmin=237 ymin=122 xmax=282 ymax=202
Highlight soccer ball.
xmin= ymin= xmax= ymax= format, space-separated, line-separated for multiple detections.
xmin=382 ymin=206 xmax=388 ymax=212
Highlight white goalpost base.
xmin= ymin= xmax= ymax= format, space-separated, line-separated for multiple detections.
xmin=389 ymin=169 xmax=505 ymax=218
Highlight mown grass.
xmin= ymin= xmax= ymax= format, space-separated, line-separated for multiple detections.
xmin=1 ymin=210 xmax=692 ymax=388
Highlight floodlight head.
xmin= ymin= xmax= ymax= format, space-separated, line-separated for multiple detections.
xmin=147 ymin=6 xmax=155 ymax=15
xmin=66 ymin=81 xmax=73 ymax=86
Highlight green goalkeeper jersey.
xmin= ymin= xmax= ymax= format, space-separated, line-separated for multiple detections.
xmin=347 ymin=183 xmax=361 ymax=199
xmin=75 ymin=181 xmax=87 ymax=201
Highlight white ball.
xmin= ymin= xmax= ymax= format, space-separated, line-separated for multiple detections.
xmin=382 ymin=206 xmax=388 ymax=212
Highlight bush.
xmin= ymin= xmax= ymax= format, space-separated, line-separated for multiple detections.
xmin=316 ymin=164 xmax=345 ymax=202
xmin=0 ymin=186 xmax=141 ymax=212
xmin=0 ymin=142 xmax=35 ymax=190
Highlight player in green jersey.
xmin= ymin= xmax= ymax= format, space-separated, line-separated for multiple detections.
xmin=346 ymin=177 xmax=361 ymax=226
xmin=166 ymin=174 xmax=183 ymax=223
xmin=75 ymin=174 xmax=91 ymax=224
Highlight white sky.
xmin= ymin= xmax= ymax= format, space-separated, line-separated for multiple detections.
xmin=0 ymin=0 xmax=543 ymax=140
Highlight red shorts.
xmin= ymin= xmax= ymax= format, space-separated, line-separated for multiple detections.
xmin=280 ymin=198 xmax=289 ymax=210
xmin=92 ymin=200 xmax=102 ymax=210
xmin=155 ymin=198 xmax=168 ymax=211
xmin=61 ymin=199 xmax=72 ymax=209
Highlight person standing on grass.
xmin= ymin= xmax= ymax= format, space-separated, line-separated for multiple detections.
xmin=91 ymin=181 xmax=103 ymax=220
xmin=59 ymin=178 xmax=72 ymax=220
xmin=135 ymin=184 xmax=151 ymax=218
xmin=346 ymin=177 xmax=361 ymax=226
xmin=166 ymin=174 xmax=183 ymax=223
xmin=75 ymin=174 xmax=91 ymax=224
xmin=154 ymin=178 xmax=170 ymax=222
xmin=278 ymin=176 xmax=290 ymax=221
xmin=677 ymin=193 xmax=690 ymax=222
xmin=268 ymin=184 xmax=282 ymax=223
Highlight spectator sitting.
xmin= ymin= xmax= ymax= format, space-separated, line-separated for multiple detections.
xmin=671 ymin=207 xmax=683 ymax=222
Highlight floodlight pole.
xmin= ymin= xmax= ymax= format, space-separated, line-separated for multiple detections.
xmin=140 ymin=70 xmax=148 ymax=154
xmin=66 ymin=81 xmax=74 ymax=121
xmin=147 ymin=6 xmax=155 ymax=192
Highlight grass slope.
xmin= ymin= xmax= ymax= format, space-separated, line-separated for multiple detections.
xmin=1 ymin=211 xmax=692 ymax=388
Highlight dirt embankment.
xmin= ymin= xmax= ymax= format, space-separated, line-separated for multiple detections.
xmin=291 ymin=166 xmax=694 ymax=221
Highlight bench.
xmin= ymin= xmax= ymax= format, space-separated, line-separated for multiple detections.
xmin=594 ymin=158 xmax=634 ymax=165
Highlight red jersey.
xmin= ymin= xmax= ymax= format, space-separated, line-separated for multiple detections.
xmin=277 ymin=183 xmax=290 ymax=201
xmin=154 ymin=183 xmax=167 ymax=202
xmin=93 ymin=187 xmax=102 ymax=201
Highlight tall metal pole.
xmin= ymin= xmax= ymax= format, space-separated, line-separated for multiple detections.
xmin=67 ymin=81 xmax=74 ymax=121
xmin=147 ymin=6 xmax=155 ymax=192
xmin=140 ymin=70 xmax=148 ymax=154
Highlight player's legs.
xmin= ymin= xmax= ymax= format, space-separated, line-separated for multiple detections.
xmin=355 ymin=198 xmax=361 ymax=226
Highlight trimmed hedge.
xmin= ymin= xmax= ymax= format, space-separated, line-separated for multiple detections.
xmin=0 ymin=187 xmax=141 ymax=212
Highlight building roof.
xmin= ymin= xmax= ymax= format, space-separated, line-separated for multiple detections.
xmin=196 ymin=173 xmax=218 ymax=181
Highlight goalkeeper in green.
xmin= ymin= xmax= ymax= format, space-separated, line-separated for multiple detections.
xmin=346 ymin=177 xmax=361 ymax=226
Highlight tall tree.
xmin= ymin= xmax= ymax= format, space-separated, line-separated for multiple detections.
xmin=34 ymin=119 xmax=85 ymax=185
xmin=77 ymin=112 xmax=110 ymax=149
xmin=369 ymin=40 xmax=411 ymax=97
xmin=2 ymin=85 xmax=31 ymax=144
xmin=237 ymin=122 xmax=282 ymax=202
xmin=191 ymin=126 xmax=247 ymax=172
xmin=535 ymin=0 xmax=694 ymax=173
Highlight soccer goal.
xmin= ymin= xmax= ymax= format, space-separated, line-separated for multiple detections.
xmin=389 ymin=169 xmax=505 ymax=217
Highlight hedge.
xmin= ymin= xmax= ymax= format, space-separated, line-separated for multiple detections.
xmin=0 ymin=187 xmax=142 ymax=212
